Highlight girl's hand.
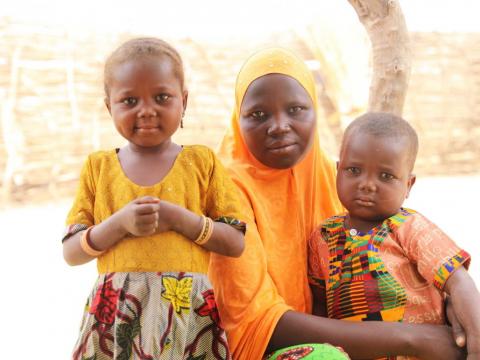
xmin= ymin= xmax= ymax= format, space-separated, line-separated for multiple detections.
xmin=118 ymin=196 xmax=161 ymax=236
xmin=156 ymin=200 xmax=178 ymax=233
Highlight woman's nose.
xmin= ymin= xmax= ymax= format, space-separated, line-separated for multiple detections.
xmin=267 ymin=114 xmax=290 ymax=136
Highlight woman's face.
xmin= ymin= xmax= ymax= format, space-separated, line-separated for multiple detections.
xmin=239 ymin=74 xmax=316 ymax=169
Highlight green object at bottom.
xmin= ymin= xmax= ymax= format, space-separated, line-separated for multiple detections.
xmin=267 ymin=343 xmax=350 ymax=359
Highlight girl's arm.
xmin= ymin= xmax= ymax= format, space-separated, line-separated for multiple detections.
xmin=63 ymin=197 xmax=161 ymax=265
xmin=269 ymin=310 xmax=465 ymax=360
xmin=159 ymin=201 xmax=244 ymax=257
xmin=445 ymin=267 xmax=480 ymax=358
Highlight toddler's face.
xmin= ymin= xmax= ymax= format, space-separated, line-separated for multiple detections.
xmin=239 ymin=74 xmax=316 ymax=169
xmin=336 ymin=132 xmax=415 ymax=231
xmin=106 ymin=58 xmax=187 ymax=149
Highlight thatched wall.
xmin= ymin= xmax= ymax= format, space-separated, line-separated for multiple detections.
xmin=1 ymin=18 xmax=479 ymax=206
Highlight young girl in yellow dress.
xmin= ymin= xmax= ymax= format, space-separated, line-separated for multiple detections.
xmin=62 ymin=37 xmax=245 ymax=360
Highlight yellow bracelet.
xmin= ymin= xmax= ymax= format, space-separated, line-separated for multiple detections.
xmin=194 ymin=216 xmax=214 ymax=246
xmin=80 ymin=226 xmax=104 ymax=257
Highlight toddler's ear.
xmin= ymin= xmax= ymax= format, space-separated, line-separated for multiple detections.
xmin=104 ymin=97 xmax=112 ymax=115
xmin=405 ymin=174 xmax=416 ymax=198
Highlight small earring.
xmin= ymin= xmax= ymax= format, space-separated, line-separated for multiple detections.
xmin=181 ymin=119 xmax=184 ymax=128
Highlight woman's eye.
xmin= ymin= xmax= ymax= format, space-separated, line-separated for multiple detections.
xmin=289 ymin=106 xmax=303 ymax=114
xmin=251 ymin=111 xmax=266 ymax=120
xmin=155 ymin=94 xmax=170 ymax=102
xmin=122 ymin=97 xmax=137 ymax=106
xmin=380 ymin=172 xmax=394 ymax=180
xmin=347 ymin=167 xmax=360 ymax=175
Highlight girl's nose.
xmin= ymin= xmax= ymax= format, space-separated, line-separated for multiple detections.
xmin=137 ymin=101 xmax=157 ymax=118
xmin=267 ymin=114 xmax=291 ymax=136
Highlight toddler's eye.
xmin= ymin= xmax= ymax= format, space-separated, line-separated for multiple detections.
xmin=347 ymin=167 xmax=360 ymax=175
xmin=155 ymin=94 xmax=170 ymax=103
xmin=251 ymin=111 xmax=267 ymax=121
xmin=122 ymin=97 xmax=137 ymax=106
xmin=380 ymin=172 xmax=394 ymax=181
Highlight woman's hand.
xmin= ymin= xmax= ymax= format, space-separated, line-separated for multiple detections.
xmin=446 ymin=294 xmax=467 ymax=348
xmin=414 ymin=324 xmax=467 ymax=360
xmin=117 ymin=196 xmax=161 ymax=236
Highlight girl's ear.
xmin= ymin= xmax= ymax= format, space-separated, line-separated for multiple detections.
xmin=182 ymin=90 xmax=189 ymax=112
xmin=105 ymin=97 xmax=112 ymax=115
xmin=405 ymin=174 xmax=416 ymax=198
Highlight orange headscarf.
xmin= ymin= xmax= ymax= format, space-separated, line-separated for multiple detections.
xmin=209 ymin=48 xmax=343 ymax=360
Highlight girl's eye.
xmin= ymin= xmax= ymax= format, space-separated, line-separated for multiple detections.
xmin=288 ymin=106 xmax=303 ymax=114
xmin=251 ymin=111 xmax=267 ymax=121
xmin=155 ymin=94 xmax=170 ymax=103
xmin=122 ymin=97 xmax=137 ymax=106
xmin=380 ymin=172 xmax=394 ymax=181
xmin=347 ymin=167 xmax=360 ymax=175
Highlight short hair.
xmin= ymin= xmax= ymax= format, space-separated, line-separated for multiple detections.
xmin=341 ymin=112 xmax=419 ymax=170
xmin=103 ymin=37 xmax=185 ymax=98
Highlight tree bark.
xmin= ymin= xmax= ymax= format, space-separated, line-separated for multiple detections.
xmin=348 ymin=0 xmax=411 ymax=115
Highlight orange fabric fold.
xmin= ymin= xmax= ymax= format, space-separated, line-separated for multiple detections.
xmin=209 ymin=48 xmax=343 ymax=360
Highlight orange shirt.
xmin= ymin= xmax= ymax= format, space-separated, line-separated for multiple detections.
xmin=308 ymin=208 xmax=471 ymax=360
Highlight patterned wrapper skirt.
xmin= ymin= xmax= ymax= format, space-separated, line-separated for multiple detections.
xmin=266 ymin=343 xmax=350 ymax=360
xmin=72 ymin=272 xmax=230 ymax=360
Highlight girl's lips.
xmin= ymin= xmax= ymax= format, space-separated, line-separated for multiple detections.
xmin=135 ymin=127 xmax=159 ymax=134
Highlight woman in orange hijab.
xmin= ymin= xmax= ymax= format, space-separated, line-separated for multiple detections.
xmin=209 ymin=48 xmax=464 ymax=360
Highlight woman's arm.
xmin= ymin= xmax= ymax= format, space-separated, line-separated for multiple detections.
xmin=269 ymin=310 xmax=465 ymax=359
xmin=445 ymin=267 xmax=480 ymax=358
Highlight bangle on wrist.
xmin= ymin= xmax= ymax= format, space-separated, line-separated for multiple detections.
xmin=194 ymin=216 xmax=214 ymax=246
xmin=80 ymin=226 xmax=104 ymax=257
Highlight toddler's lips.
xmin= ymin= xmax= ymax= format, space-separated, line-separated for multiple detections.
xmin=355 ymin=198 xmax=375 ymax=207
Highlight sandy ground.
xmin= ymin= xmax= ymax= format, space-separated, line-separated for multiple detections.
xmin=1 ymin=175 xmax=479 ymax=359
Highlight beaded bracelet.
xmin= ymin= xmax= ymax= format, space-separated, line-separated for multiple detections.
xmin=194 ymin=216 xmax=214 ymax=246
xmin=80 ymin=226 xmax=104 ymax=257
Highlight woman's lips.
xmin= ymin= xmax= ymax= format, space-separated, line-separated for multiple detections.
xmin=267 ymin=142 xmax=297 ymax=154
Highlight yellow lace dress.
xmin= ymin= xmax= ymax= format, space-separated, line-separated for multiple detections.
xmin=64 ymin=145 xmax=245 ymax=360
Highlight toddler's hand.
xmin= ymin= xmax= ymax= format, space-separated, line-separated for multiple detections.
xmin=118 ymin=196 xmax=161 ymax=236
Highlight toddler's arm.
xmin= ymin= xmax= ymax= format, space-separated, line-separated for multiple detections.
xmin=63 ymin=196 xmax=160 ymax=265
xmin=445 ymin=266 xmax=480 ymax=358
xmin=158 ymin=201 xmax=244 ymax=257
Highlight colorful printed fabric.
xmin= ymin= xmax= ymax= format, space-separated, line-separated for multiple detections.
xmin=266 ymin=343 xmax=350 ymax=360
xmin=64 ymin=145 xmax=246 ymax=274
xmin=308 ymin=208 xmax=471 ymax=360
xmin=73 ymin=271 xmax=230 ymax=360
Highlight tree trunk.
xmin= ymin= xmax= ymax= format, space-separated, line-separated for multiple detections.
xmin=348 ymin=0 xmax=411 ymax=116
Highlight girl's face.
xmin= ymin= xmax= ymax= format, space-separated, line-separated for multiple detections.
xmin=106 ymin=58 xmax=187 ymax=150
xmin=336 ymin=132 xmax=416 ymax=232
xmin=239 ymin=74 xmax=316 ymax=169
